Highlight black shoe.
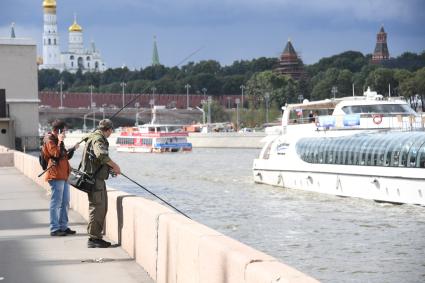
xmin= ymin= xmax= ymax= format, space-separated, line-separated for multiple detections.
xmin=87 ymin=238 xmax=111 ymax=248
xmin=62 ymin=228 xmax=76 ymax=235
xmin=50 ymin=230 xmax=67 ymax=236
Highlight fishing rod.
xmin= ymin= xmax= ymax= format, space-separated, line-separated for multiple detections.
xmin=120 ymin=172 xmax=191 ymax=219
xmin=37 ymin=163 xmax=56 ymax=178
xmin=109 ymin=45 xmax=205 ymax=121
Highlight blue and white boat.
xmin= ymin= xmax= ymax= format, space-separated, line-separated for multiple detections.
xmin=253 ymin=88 xmax=425 ymax=206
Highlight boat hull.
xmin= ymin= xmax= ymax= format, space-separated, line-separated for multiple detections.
xmin=253 ymin=160 xmax=425 ymax=206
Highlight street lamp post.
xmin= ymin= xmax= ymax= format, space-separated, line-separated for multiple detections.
xmin=100 ymin=108 xmax=105 ymax=119
xmin=265 ymin=92 xmax=270 ymax=124
xmin=202 ymin=88 xmax=207 ymax=100
xmin=83 ymin=111 xmax=95 ymax=132
xmin=207 ymin=96 xmax=212 ymax=124
xmin=89 ymin=85 xmax=94 ymax=109
xmin=240 ymin=85 xmax=245 ymax=109
xmin=331 ymin=86 xmax=338 ymax=100
xmin=200 ymin=100 xmax=206 ymax=124
xmin=235 ymin=98 xmax=240 ymax=131
xmin=151 ymin=87 xmax=157 ymax=106
xmin=298 ymin=94 xmax=304 ymax=103
xmin=185 ymin=84 xmax=191 ymax=109
xmin=58 ymin=80 xmax=64 ymax=108
xmin=120 ymin=82 xmax=127 ymax=108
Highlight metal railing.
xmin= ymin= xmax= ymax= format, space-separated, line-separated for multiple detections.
xmin=15 ymin=136 xmax=43 ymax=152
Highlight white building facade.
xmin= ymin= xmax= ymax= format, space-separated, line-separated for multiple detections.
xmin=39 ymin=0 xmax=106 ymax=73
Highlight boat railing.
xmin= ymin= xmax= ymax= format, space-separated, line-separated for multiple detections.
xmin=285 ymin=114 xmax=425 ymax=132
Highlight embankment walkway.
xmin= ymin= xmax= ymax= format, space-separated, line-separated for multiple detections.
xmin=0 ymin=147 xmax=319 ymax=283
xmin=0 ymin=166 xmax=153 ymax=283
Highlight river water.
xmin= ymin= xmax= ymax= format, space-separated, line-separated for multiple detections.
xmin=69 ymin=148 xmax=425 ymax=283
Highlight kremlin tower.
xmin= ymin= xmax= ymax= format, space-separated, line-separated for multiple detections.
xmin=40 ymin=0 xmax=62 ymax=70
xmin=276 ymin=39 xmax=305 ymax=80
xmin=372 ymin=26 xmax=390 ymax=63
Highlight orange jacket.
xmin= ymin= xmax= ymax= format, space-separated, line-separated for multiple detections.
xmin=42 ymin=133 xmax=71 ymax=181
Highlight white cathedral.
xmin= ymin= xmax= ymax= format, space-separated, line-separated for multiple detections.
xmin=39 ymin=0 xmax=106 ymax=73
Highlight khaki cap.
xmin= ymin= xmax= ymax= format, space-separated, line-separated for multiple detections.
xmin=98 ymin=119 xmax=114 ymax=130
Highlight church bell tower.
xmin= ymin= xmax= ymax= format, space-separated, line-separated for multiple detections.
xmin=41 ymin=0 xmax=62 ymax=70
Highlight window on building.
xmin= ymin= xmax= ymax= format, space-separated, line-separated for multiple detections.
xmin=70 ymin=55 xmax=74 ymax=60
xmin=78 ymin=57 xmax=84 ymax=69
xmin=86 ymin=56 xmax=91 ymax=61
xmin=48 ymin=38 xmax=51 ymax=45
xmin=54 ymin=39 xmax=56 ymax=45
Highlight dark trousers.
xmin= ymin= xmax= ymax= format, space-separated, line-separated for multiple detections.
xmin=87 ymin=179 xmax=107 ymax=239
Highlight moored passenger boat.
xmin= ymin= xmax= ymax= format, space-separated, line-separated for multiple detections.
xmin=253 ymin=88 xmax=425 ymax=205
xmin=116 ymin=124 xmax=192 ymax=153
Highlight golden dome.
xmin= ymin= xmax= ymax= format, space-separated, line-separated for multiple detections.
xmin=43 ymin=0 xmax=56 ymax=8
xmin=69 ymin=18 xmax=82 ymax=32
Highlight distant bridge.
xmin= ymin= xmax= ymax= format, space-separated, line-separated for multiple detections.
xmin=39 ymin=107 xmax=203 ymax=129
xmin=38 ymin=91 xmax=242 ymax=128
xmin=39 ymin=91 xmax=243 ymax=109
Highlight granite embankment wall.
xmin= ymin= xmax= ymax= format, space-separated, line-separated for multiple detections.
xmin=63 ymin=132 xmax=266 ymax=149
xmin=0 ymin=146 xmax=319 ymax=283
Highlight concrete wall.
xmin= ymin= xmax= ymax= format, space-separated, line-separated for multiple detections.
xmin=0 ymin=119 xmax=15 ymax=148
xmin=1 ymin=145 xmax=320 ymax=283
xmin=188 ymin=132 xmax=265 ymax=148
xmin=0 ymin=38 xmax=39 ymax=143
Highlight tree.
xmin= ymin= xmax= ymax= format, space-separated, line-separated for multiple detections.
xmin=365 ymin=68 xmax=397 ymax=96
xmin=38 ymin=69 xmax=60 ymax=90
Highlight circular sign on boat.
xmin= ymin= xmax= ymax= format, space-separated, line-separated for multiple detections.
xmin=372 ymin=114 xmax=383 ymax=125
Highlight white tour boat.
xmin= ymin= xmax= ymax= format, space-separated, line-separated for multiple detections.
xmin=253 ymin=88 xmax=425 ymax=206
xmin=116 ymin=124 xmax=192 ymax=153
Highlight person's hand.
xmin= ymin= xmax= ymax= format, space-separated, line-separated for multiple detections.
xmin=58 ymin=132 xmax=65 ymax=142
xmin=112 ymin=164 xmax=121 ymax=175
xmin=74 ymin=142 xmax=80 ymax=150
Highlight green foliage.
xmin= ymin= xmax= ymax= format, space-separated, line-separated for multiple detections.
xmin=38 ymin=50 xmax=425 ymax=111
xmin=202 ymin=100 xmax=230 ymax=123
xmin=306 ymin=51 xmax=367 ymax=75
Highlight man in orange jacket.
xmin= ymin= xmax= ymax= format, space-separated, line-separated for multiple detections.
xmin=43 ymin=120 xmax=79 ymax=236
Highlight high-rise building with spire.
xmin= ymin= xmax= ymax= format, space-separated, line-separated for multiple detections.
xmin=372 ymin=26 xmax=390 ymax=63
xmin=275 ymin=39 xmax=305 ymax=80
xmin=39 ymin=0 xmax=106 ymax=73
xmin=152 ymin=36 xmax=160 ymax=66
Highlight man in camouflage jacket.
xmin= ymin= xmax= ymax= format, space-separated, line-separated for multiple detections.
xmin=81 ymin=119 xmax=121 ymax=248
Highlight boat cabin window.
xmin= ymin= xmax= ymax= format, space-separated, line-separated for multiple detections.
xmin=288 ymin=108 xmax=333 ymax=124
xmin=341 ymin=104 xmax=416 ymax=115
xmin=296 ymin=132 xmax=425 ymax=168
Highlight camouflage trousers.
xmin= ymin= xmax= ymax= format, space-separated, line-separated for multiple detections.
xmin=87 ymin=179 xmax=107 ymax=239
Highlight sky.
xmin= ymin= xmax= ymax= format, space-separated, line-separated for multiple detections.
xmin=0 ymin=0 xmax=424 ymax=69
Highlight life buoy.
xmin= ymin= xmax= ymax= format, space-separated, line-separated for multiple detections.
xmin=372 ymin=114 xmax=383 ymax=125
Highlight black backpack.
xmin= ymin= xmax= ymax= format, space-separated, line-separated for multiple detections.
xmin=39 ymin=144 xmax=48 ymax=170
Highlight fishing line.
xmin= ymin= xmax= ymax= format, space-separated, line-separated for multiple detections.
xmin=120 ymin=172 xmax=191 ymax=219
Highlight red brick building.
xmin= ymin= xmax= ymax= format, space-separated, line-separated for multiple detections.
xmin=275 ymin=39 xmax=305 ymax=80
xmin=372 ymin=26 xmax=390 ymax=63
